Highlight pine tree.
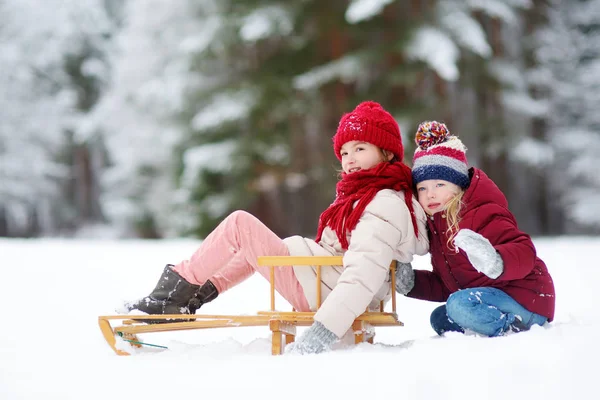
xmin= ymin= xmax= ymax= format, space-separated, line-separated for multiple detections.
xmin=0 ymin=0 xmax=115 ymax=236
xmin=176 ymin=0 xmax=433 ymax=237
xmin=531 ymin=0 xmax=600 ymax=233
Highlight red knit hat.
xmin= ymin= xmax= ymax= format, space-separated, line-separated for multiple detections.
xmin=333 ymin=101 xmax=404 ymax=162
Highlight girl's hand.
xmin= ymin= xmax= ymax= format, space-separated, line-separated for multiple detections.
xmin=454 ymin=229 xmax=504 ymax=279
xmin=285 ymin=321 xmax=338 ymax=355
xmin=394 ymin=261 xmax=415 ymax=295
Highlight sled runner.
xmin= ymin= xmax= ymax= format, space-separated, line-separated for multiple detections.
xmin=98 ymin=256 xmax=402 ymax=355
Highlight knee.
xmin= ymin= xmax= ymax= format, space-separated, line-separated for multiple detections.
xmin=430 ymin=305 xmax=448 ymax=333
xmin=430 ymin=304 xmax=464 ymax=336
xmin=229 ymin=210 xmax=249 ymax=220
xmin=446 ymin=290 xmax=476 ymax=325
xmin=227 ymin=210 xmax=256 ymax=225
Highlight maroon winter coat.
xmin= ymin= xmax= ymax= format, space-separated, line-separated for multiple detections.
xmin=408 ymin=168 xmax=555 ymax=321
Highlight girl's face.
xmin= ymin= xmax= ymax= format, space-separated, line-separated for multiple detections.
xmin=416 ymin=179 xmax=461 ymax=215
xmin=340 ymin=141 xmax=391 ymax=174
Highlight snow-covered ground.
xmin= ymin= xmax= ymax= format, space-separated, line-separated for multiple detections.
xmin=1 ymin=236 xmax=597 ymax=399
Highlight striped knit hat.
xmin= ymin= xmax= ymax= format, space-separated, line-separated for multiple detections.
xmin=412 ymin=121 xmax=470 ymax=188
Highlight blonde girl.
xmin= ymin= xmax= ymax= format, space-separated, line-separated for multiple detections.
xmin=395 ymin=121 xmax=555 ymax=337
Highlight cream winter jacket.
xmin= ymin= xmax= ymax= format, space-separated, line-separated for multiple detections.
xmin=283 ymin=188 xmax=429 ymax=338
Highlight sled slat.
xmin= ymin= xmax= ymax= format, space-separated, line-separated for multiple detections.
xmin=99 ymin=314 xmax=266 ymax=321
xmin=114 ymin=317 xmax=271 ymax=334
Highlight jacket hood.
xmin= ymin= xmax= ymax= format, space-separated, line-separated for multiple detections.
xmin=461 ymin=167 xmax=508 ymax=214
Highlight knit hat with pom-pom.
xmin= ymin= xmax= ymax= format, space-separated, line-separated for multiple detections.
xmin=333 ymin=101 xmax=404 ymax=161
xmin=412 ymin=121 xmax=470 ymax=188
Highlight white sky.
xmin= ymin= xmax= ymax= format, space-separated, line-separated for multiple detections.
xmin=0 ymin=236 xmax=597 ymax=399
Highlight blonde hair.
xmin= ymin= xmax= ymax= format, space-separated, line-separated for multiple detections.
xmin=445 ymin=190 xmax=465 ymax=251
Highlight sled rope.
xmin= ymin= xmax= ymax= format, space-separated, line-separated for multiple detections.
xmin=117 ymin=332 xmax=168 ymax=349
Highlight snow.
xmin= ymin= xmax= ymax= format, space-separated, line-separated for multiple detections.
xmin=406 ymin=27 xmax=460 ymax=81
xmin=191 ymin=92 xmax=255 ymax=131
xmin=510 ymin=137 xmax=554 ymax=168
xmin=239 ymin=6 xmax=293 ymax=42
xmin=182 ymin=141 xmax=236 ymax=180
xmin=569 ymin=190 xmax=600 ymax=226
xmin=502 ymin=92 xmax=550 ymax=117
xmin=293 ymin=55 xmax=362 ymax=91
xmin=438 ymin=2 xmax=492 ymax=58
xmin=467 ymin=0 xmax=522 ymax=24
xmin=345 ymin=0 xmax=394 ymax=24
xmin=199 ymin=194 xmax=235 ymax=219
xmin=1 ymin=236 xmax=598 ymax=399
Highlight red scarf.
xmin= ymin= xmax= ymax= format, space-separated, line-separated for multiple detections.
xmin=315 ymin=161 xmax=419 ymax=250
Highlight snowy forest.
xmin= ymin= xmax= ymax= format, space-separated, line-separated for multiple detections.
xmin=1 ymin=0 xmax=599 ymax=239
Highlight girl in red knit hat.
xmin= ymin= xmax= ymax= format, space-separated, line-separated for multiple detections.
xmin=123 ymin=101 xmax=429 ymax=354
xmin=394 ymin=121 xmax=555 ymax=337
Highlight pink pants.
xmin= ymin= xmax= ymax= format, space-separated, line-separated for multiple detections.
xmin=173 ymin=210 xmax=311 ymax=312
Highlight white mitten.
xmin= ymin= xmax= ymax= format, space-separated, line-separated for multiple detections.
xmin=454 ymin=229 xmax=504 ymax=279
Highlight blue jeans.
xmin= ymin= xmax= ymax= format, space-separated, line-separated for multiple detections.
xmin=430 ymin=287 xmax=548 ymax=337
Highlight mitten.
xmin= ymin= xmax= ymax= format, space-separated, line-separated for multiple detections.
xmin=394 ymin=261 xmax=415 ymax=295
xmin=286 ymin=321 xmax=338 ymax=355
xmin=454 ymin=229 xmax=504 ymax=279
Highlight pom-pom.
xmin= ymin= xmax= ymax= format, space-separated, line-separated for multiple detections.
xmin=354 ymin=101 xmax=382 ymax=111
xmin=415 ymin=121 xmax=450 ymax=150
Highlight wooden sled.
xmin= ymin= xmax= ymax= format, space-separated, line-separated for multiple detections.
xmin=99 ymin=256 xmax=401 ymax=355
